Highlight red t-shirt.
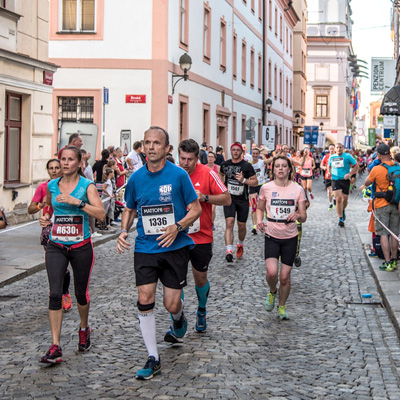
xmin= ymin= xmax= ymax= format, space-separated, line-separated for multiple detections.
xmin=187 ymin=163 xmax=227 ymax=244
xmin=32 ymin=181 xmax=48 ymax=203
xmin=115 ymin=158 xmax=125 ymax=188
xmin=322 ymin=154 xmax=332 ymax=179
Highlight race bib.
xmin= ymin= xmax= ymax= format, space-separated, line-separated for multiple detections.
xmin=331 ymin=157 xmax=344 ymax=168
xmin=142 ymin=203 xmax=175 ymax=235
xmin=228 ymin=179 xmax=244 ymax=195
xmin=302 ymin=168 xmax=312 ymax=177
xmin=270 ymin=199 xmax=296 ymax=220
xmin=255 ymin=169 xmax=265 ymax=185
xmin=188 ymin=218 xmax=200 ymax=234
xmin=295 ymin=166 xmax=300 ymax=173
xmin=52 ymin=215 xmax=84 ymax=242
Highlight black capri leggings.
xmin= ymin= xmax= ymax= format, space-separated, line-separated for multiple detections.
xmin=45 ymin=240 xmax=95 ymax=310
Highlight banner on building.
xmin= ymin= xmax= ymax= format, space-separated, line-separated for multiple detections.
xmin=368 ymin=128 xmax=376 ymax=146
xmin=317 ymin=132 xmax=326 ymax=148
xmin=262 ymin=126 xmax=275 ymax=150
xmin=384 ymin=129 xmax=392 ymax=139
xmin=344 ymin=135 xmax=353 ymax=150
xmin=304 ymin=126 xmax=319 ymax=145
xmin=371 ymin=58 xmax=396 ymax=93
xmin=384 ymin=116 xmax=396 ymax=129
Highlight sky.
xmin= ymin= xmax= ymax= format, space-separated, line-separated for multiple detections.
xmin=351 ymin=0 xmax=394 ymax=117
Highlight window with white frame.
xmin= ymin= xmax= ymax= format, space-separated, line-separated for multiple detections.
xmin=58 ymin=97 xmax=94 ymax=133
xmin=315 ymin=95 xmax=329 ymax=118
xmin=61 ymin=0 xmax=96 ymax=32
xmin=203 ymin=4 xmax=211 ymax=61
xmin=180 ymin=0 xmax=189 ymax=47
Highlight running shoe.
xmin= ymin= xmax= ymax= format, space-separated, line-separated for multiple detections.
xmin=78 ymin=326 xmax=92 ymax=352
xmin=236 ymin=244 xmax=244 ymax=259
xmin=225 ymin=250 xmax=233 ymax=262
xmin=379 ymin=262 xmax=393 ymax=272
xmin=91 ymin=231 xmax=102 ymax=238
xmin=310 ymin=193 xmax=314 ymax=200
xmin=277 ymin=305 xmax=289 ymax=320
xmin=368 ymin=252 xmax=378 ymax=257
xmin=135 ymin=356 xmax=161 ymax=380
xmin=342 ymin=210 xmax=346 ymax=221
xmin=294 ymin=256 xmax=301 ymax=267
xmin=40 ymin=344 xmax=62 ymax=364
xmin=338 ymin=219 xmax=345 ymax=228
xmin=264 ymin=291 xmax=276 ymax=312
xmin=328 ymin=204 xmax=333 ymax=211
xmin=252 ymin=227 xmax=257 ymax=235
xmin=62 ymin=294 xmax=72 ymax=311
xmin=195 ymin=310 xmax=207 ymax=333
xmin=164 ymin=313 xmax=187 ymax=344
xmin=390 ymin=259 xmax=398 ymax=270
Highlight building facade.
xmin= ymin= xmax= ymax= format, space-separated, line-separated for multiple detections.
xmin=0 ymin=0 xmax=57 ymax=223
xmin=48 ymin=0 xmax=298 ymax=159
xmin=305 ymin=0 xmax=356 ymax=147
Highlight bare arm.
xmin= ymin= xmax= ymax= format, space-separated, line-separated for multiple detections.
xmin=196 ymin=190 xmax=231 ymax=206
xmin=116 ymin=206 xmax=137 ymax=253
xmin=256 ymin=198 xmax=267 ymax=232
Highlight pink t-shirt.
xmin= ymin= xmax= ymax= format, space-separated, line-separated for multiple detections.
xmin=259 ymin=180 xmax=306 ymax=239
xmin=32 ymin=181 xmax=48 ymax=203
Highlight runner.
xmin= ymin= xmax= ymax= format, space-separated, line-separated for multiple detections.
xmin=328 ymin=143 xmax=358 ymax=227
xmin=178 ymin=139 xmax=230 ymax=332
xmin=256 ymin=155 xmax=307 ymax=320
xmin=321 ymin=144 xmax=335 ymax=210
xmin=299 ymin=147 xmax=315 ymax=199
xmin=39 ymin=146 xmax=105 ymax=363
xmin=28 ymin=159 xmax=73 ymax=311
xmin=116 ymin=127 xmax=202 ymax=380
xmin=249 ymin=148 xmax=269 ymax=234
xmin=219 ymin=142 xmax=257 ymax=262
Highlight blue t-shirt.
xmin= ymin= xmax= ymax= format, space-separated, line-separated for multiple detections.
xmin=328 ymin=153 xmax=357 ymax=180
xmin=48 ymin=176 xmax=93 ymax=245
xmin=124 ymin=160 xmax=198 ymax=253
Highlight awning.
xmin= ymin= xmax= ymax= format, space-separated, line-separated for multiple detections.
xmin=380 ymin=84 xmax=400 ymax=115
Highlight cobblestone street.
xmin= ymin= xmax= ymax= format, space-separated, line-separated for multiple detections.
xmin=1 ymin=179 xmax=400 ymax=399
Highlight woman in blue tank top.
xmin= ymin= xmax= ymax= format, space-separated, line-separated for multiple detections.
xmin=39 ymin=146 xmax=105 ymax=364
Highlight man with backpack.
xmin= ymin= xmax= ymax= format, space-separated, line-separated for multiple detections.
xmin=363 ymin=143 xmax=400 ymax=271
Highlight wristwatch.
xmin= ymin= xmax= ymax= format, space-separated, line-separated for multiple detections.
xmin=204 ymin=195 xmax=209 ymax=202
xmin=78 ymin=201 xmax=86 ymax=209
xmin=175 ymin=222 xmax=183 ymax=232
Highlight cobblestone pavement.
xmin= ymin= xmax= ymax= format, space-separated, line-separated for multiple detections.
xmin=1 ymin=178 xmax=400 ymax=399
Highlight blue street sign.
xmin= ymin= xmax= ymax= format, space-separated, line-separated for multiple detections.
xmin=384 ymin=128 xmax=391 ymax=139
xmin=103 ymin=88 xmax=109 ymax=104
xmin=344 ymin=135 xmax=353 ymax=149
xmin=311 ymin=126 xmax=319 ymax=145
xmin=304 ymin=126 xmax=312 ymax=144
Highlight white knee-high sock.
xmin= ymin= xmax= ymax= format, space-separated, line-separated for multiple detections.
xmin=138 ymin=311 xmax=158 ymax=360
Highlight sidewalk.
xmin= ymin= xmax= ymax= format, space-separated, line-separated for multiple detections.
xmin=0 ymin=219 xmax=125 ymax=288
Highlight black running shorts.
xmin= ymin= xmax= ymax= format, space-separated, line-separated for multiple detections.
xmin=264 ymin=234 xmax=298 ymax=266
xmin=332 ymin=179 xmax=350 ymax=195
xmin=324 ymin=178 xmax=332 ymax=188
xmin=189 ymin=243 xmax=213 ymax=272
xmin=249 ymin=185 xmax=261 ymax=195
xmin=223 ymin=198 xmax=249 ymax=222
xmin=134 ymin=247 xmax=190 ymax=289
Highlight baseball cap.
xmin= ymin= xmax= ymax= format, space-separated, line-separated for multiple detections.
xmin=377 ymin=143 xmax=390 ymax=156
xmin=230 ymin=142 xmax=244 ymax=151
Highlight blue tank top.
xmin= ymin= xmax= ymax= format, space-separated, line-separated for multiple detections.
xmin=48 ymin=176 xmax=93 ymax=245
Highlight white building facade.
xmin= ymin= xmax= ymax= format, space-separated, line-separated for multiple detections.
xmin=49 ymin=0 xmax=298 ymax=158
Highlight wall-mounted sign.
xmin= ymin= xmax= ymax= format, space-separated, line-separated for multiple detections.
xmin=370 ymin=58 xmax=396 ymax=93
xmin=168 ymin=95 xmax=173 ymax=104
xmin=104 ymin=88 xmax=109 ymax=104
xmin=125 ymin=94 xmax=146 ymax=103
xmin=43 ymin=71 xmax=53 ymax=86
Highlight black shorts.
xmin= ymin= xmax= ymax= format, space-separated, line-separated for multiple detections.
xmin=264 ymin=234 xmax=298 ymax=266
xmin=134 ymin=247 xmax=190 ymax=289
xmin=223 ymin=198 xmax=249 ymax=222
xmin=325 ymin=179 xmax=332 ymax=188
xmin=332 ymin=179 xmax=350 ymax=195
xmin=249 ymin=185 xmax=261 ymax=195
xmin=300 ymin=175 xmax=313 ymax=180
xmin=189 ymin=243 xmax=213 ymax=272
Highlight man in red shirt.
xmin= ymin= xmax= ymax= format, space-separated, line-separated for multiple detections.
xmin=58 ymin=133 xmax=83 ymax=159
xmin=321 ymin=144 xmax=335 ymax=210
xmin=179 ymin=139 xmax=231 ymax=332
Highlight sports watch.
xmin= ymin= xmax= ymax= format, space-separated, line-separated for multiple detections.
xmin=204 ymin=195 xmax=210 ymax=202
xmin=78 ymin=201 xmax=86 ymax=209
xmin=175 ymin=222 xmax=183 ymax=232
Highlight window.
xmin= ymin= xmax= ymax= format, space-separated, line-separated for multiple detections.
xmin=179 ymin=0 xmax=189 ymax=48
xmin=285 ymin=76 xmax=288 ymax=106
xmin=242 ymin=39 xmax=247 ymax=84
xmin=279 ymin=70 xmax=283 ymax=103
xmin=241 ymin=115 xmax=246 ymax=143
xmin=258 ymin=53 xmax=262 ymax=93
xmin=275 ymin=7 xmax=278 ymax=36
xmin=5 ymin=93 xmax=22 ymax=183
xmin=286 ymin=26 xmax=288 ymax=52
xmin=179 ymin=95 xmax=189 ymax=141
xmin=203 ymin=104 xmax=210 ymax=145
xmin=316 ymin=95 xmax=329 ymax=117
xmin=268 ymin=60 xmax=272 ymax=96
xmin=203 ymin=4 xmax=211 ymax=62
xmin=280 ymin=14 xmax=282 ymax=42
xmin=290 ymin=33 xmax=293 ymax=57
xmin=233 ymin=32 xmax=237 ymax=79
xmin=58 ymin=97 xmax=94 ymax=133
xmin=250 ymin=47 xmax=255 ymax=89
xmin=61 ymin=0 xmax=96 ymax=32
xmin=258 ymin=0 xmax=262 ymax=21
xmin=290 ymin=80 xmax=293 ymax=109
xmin=274 ymin=65 xmax=277 ymax=99
xmin=1 ymin=0 xmax=6 ymax=7
xmin=251 ymin=0 xmax=255 ymax=13
xmin=269 ymin=0 xmax=272 ymax=30
xmin=220 ymin=18 xmax=227 ymax=70
xmin=232 ymin=112 xmax=237 ymax=142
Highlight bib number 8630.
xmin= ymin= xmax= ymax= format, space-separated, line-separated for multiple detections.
xmin=56 ymin=226 xmax=78 ymax=235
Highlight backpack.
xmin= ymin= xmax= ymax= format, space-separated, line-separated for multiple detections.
xmin=374 ymin=162 xmax=400 ymax=205
xmin=372 ymin=236 xmax=385 ymax=259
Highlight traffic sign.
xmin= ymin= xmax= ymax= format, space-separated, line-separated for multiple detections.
xmin=245 ymin=118 xmax=257 ymax=130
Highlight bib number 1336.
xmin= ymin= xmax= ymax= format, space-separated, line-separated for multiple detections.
xmin=142 ymin=203 xmax=175 ymax=235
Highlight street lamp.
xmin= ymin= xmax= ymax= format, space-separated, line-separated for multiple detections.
xmin=266 ymin=98 xmax=273 ymax=113
xmin=295 ymin=113 xmax=300 ymax=125
xmin=172 ymin=53 xmax=192 ymax=95
xmin=319 ymin=122 xmax=324 ymax=131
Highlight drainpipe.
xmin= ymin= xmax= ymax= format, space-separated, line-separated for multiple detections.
xmin=262 ymin=1 xmax=266 ymax=125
